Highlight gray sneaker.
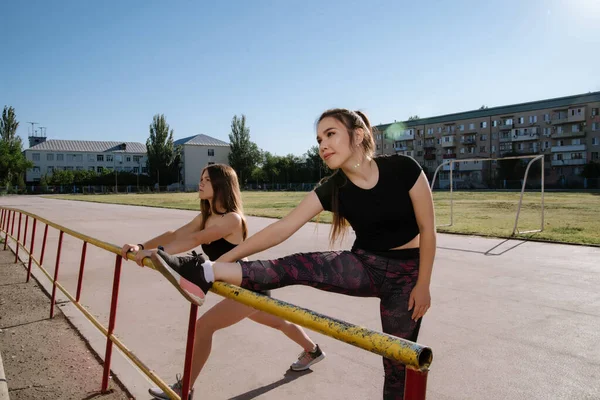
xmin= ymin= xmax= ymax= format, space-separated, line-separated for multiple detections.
xmin=148 ymin=374 xmax=193 ymax=399
xmin=290 ymin=344 xmax=326 ymax=371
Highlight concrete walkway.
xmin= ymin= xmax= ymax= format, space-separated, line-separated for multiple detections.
xmin=1 ymin=195 xmax=599 ymax=399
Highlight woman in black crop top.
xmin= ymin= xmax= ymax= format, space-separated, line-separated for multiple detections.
xmin=121 ymin=164 xmax=325 ymax=398
xmin=151 ymin=109 xmax=437 ymax=399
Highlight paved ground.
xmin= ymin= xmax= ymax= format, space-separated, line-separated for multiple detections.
xmin=1 ymin=195 xmax=599 ymax=400
xmin=0 ymin=246 xmax=132 ymax=400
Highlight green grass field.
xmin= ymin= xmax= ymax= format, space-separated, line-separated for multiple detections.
xmin=44 ymin=191 xmax=600 ymax=246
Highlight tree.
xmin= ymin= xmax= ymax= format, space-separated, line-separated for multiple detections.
xmin=0 ymin=106 xmax=32 ymax=187
xmin=1 ymin=106 xmax=19 ymax=142
xmin=228 ymin=114 xmax=261 ymax=185
xmin=146 ymin=114 xmax=178 ymax=186
xmin=581 ymin=161 xmax=600 ymax=178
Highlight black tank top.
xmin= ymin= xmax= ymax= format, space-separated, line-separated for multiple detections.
xmin=202 ymin=238 xmax=238 ymax=261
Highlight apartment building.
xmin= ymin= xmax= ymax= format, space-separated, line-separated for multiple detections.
xmin=24 ymin=138 xmax=148 ymax=183
xmin=374 ymin=91 xmax=600 ymax=187
xmin=174 ymin=133 xmax=231 ymax=187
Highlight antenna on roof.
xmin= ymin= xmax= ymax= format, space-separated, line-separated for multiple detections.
xmin=27 ymin=122 xmax=39 ymax=136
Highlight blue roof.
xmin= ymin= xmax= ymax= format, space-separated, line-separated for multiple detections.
xmin=174 ymin=134 xmax=229 ymax=147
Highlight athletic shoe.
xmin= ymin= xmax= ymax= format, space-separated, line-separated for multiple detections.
xmin=148 ymin=374 xmax=193 ymax=399
xmin=150 ymin=249 xmax=213 ymax=306
xmin=290 ymin=344 xmax=326 ymax=371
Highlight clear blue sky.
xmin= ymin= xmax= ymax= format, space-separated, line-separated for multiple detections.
xmin=2 ymin=0 xmax=599 ymax=157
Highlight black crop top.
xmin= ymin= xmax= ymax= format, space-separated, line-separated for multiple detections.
xmin=202 ymin=237 xmax=238 ymax=261
xmin=314 ymin=154 xmax=423 ymax=251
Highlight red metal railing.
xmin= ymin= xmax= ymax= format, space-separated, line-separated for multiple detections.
xmin=1 ymin=207 xmax=432 ymax=400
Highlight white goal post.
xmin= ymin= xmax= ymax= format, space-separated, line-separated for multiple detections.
xmin=429 ymin=154 xmax=545 ymax=236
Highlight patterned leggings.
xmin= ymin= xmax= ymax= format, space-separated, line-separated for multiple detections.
xmin=238 ymin=248 xmax=422 ymax=400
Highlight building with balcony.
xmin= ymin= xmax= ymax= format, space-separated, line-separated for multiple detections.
xmin=374 ymin=91 xmax=600 ymax=186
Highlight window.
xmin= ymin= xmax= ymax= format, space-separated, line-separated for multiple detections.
xmin=384 ymin=144 xmax=388 ymax=149
xmin=480 ymin=146 xmax=486 ymax=153
xmin=116 ymin=155 xmax=123 ymax=163
xmin=504 ymin=118 xmax=513 ymax=126
xmin=208 ymin=149 xmax=215 ymax=156
xmin=76 ymin=166 xmax=84 ymax=171
xmin=437 ymin=127 xmax=442 ymax=133
xmin=88 ymin=167 xmax=95 ymax=171
xmin=97 ymin=166 xmax=103 ymax=173
xmin=376 ymin=144 xmax=380 ymax=150
xmin=518 ymin=143 xmax=524 ymax=150
xmin=88 ymin=154 xmax=95 ymax=162
xmin=557 ymin=126 xmax=564 ymax=134
xmin=106 ymin=155 xmax=113 ymax=162
xmin=572 ymin=124 xmax=580 ymax=133
xmin=142 ymin=167 xmax=148 ymax=174
xmin=47 ymin=166 xmax=54 ymax=173
xmin=56 ymin=154 xmax=64 ymax=161
xmin=460 ymin=148 xmax=465 ymax=154
xmin=572 ymin=139 xmax=581 ymax=145
xmin=65 ymin=166 xmax=74 ymax=171
xmin=544 ymin=141 xmax=550 ymax=149
xmin=529 ymin=115 xmax=537 ymax=123
xmin=481 ymin=134 xmax=487 ymax=141
xmin=133 ymin=167 xmax=140 ymax=173
xmin=544 ymin=114 xmax=550 ymax=122
xmin=67 ymin=154 xmax=75 ymax=162
xmin=491 ymin=145 xmax=496 ymax=153
xmin=417 ymin=140 xmax=422 ymax=146
xmin=572 ymin=152 xmax=583 ymax=159
xmin=557 ymin=140 xmax=564 ymax=147
xmin=32 ymin=153 xmax=40 ymax=161
xmin=376 ymin=134 xmax=382 ymax=140
xmin=126 ymin=156 xmax=131 ymax=162
xmin=97 ymin=155 xmax=104 ymax=162
xmin=592 ymin=108 xmax=599 ymax=116
xmin=32 ymin=166 xmax=40 ymax=173
xmin=556 ymin=154 xmax=563 ymax=161
xmin=133 ymin=155 xmax=143 ymax=163
xmin=480 ymin=121 xmax=487 ymax=128
xmin=427 ymin=128 xmax=433 ymax=135
xmin=492 ymin=133 xmax=498 ymax=140
xmin=469 ymin=123 xmax=475 ymax=130
xmin=493 ymin=120 xmax=499 ymax=127
xmin=517 ymin=117 xmax=524 ymax=124
xmin=592 ymin=122 xmax=599 ymax=131
xmin=592 ymin=152 xmax=598 ymax=160
xmin=593 ymin=137 xmax=599 ymax=146
xmin=47 ymin=153 xmax=54 ymax=161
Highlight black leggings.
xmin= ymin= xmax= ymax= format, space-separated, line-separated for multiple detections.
xmin=238 ymin=248 xmax=422 ymax=400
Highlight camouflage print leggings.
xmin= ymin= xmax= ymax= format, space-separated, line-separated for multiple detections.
xmin=238 ymin=248 xmax=422 ymax=400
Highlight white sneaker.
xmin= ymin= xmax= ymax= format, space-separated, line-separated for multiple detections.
xmin=290 ymin=344 xmax=326 ymax=371
xmin=148 ymin=374 xmax=194 ymax=399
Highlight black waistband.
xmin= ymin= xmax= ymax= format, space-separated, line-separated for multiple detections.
xmin=354 ymin=247 xmax=420 ymax=260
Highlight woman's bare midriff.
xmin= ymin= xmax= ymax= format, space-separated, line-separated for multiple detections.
xmin=389 ymin=234 xmax=420 ymax=250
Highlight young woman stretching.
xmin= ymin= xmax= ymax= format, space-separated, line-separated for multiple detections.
xmin=150 ymin=109 xmax=436 ymax=399
xmin=121 ymin=164 xmax=325 ymax=399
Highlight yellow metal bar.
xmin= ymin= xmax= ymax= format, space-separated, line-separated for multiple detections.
xmin=1 ymin=207 xmax=433 ymax=371
xmin=211 ymin=282 xmax=432 ymax=370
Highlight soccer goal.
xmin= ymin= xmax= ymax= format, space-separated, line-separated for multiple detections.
xmin=429 ymin=154 xmax=545 ymax=236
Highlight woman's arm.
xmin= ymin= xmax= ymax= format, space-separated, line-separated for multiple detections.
xmin=215 ymin=191 xmax=324 ymax=262
xmin=408 ymin=172 xmax=437 ymax=320
xmin=121 ymin=214 xmax=203 ymax=265
xmin=162 ymin=213 xmax=242 ymax=255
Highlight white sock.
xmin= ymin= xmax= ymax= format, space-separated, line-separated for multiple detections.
xmin=201 ymin=260 xmax=214 ymax=283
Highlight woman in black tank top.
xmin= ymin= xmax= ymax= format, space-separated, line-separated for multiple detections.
xmin=121 ymin=164 xmax=325 ymax=398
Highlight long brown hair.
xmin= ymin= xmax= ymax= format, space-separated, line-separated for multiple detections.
xmin=316 ymin=108 xmax=376 ymax=247
xmin=199 ymin=164 xmax=248 ymax=240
